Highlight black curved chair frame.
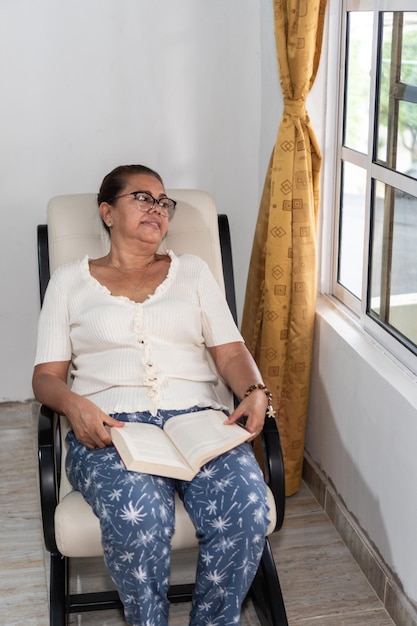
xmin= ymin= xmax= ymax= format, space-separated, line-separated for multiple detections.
xmin=37 ymin=215 xmax=288 ymax=626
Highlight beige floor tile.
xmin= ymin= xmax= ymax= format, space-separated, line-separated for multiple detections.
xmin=270 ymin=489 xmax=394 ymax=624
xmin=0 ymin=401 xmax=33 ymax=429
xmin=0 ymin=422 xmax=49 ymax=625
xmin=294 ymin=609 xmax=397 ymax=625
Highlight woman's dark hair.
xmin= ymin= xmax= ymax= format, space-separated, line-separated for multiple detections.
xmin=97 ymin=164 xmax=164 ymax=205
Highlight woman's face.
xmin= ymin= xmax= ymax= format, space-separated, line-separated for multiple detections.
xmin=101 ymin=173 xmax=170 ymax=246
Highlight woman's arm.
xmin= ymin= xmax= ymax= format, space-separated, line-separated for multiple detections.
xmin=32 ymin=362 xmax=123 ymax=449
xmin=208 ymin=341 xmax=270 ymax=440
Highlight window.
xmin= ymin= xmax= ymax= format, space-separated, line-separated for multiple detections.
xmin=334 ymin=1 xmax=417 ymax=372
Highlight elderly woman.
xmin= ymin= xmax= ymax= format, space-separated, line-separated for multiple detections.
xmin=32 ymin=164 xmax=272 ymax=626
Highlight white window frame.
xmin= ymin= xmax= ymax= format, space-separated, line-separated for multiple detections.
xmin=322 ymin=0 xmax=417 ymax=376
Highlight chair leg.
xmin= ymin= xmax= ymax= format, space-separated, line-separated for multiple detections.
xmin=49 ymin=551 xmax=67 ymax=626
xmin=250 ymin=539 xmax=288 ymax=626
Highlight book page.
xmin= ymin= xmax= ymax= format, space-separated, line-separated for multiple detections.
xmin=111 ymin=423 xmax=193 ymax=477
xmin=164 ymin=409 xmax=250 ymax=471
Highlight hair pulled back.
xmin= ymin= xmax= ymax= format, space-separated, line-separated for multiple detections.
xmin=97 ymin=165 xmax=164 ymax=205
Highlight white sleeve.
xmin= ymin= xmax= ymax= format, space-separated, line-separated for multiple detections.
xmin=197 ymin=262 xmax=244 ymax=347
xmin=34 ymin=273 xmax=72 ymax=364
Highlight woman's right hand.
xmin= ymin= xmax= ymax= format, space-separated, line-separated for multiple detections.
xmin=32 ymin=361 xmax=124 ymax=449
xmin=65 ymin=395 xmax=124 ymax=449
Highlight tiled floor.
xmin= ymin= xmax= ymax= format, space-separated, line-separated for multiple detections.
xmin=0 ymin=401 xmax=397 ymax=625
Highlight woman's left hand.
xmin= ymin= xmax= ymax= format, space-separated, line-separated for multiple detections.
xmin=224 ymin=388 xmax=267 ymax=441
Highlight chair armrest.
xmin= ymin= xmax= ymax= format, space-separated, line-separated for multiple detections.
xmin=217 ymin=213 xmax=285 ymax=529
xmin=38 ymin=404 xmax=60 ymax=552
xmin=259 ymin=417 xmax=286 ymax=531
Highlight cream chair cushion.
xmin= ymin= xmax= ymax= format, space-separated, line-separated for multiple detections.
xmin=55 ymin=486 xmax=277 ymax=557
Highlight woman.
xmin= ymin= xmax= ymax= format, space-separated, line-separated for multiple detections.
xmin=33 ymin=164 xmax=273 ymax=626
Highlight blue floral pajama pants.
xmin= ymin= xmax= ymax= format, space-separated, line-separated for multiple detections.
xmin=65 ymin=408 xmax=270 ymax=626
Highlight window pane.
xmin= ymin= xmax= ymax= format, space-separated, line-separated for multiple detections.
xmin=376 ymin=12 xmax=417 ymax=176
xmin=369 ymin=181 xmax=417 ymax=350
xmin=343 ymin=12 xmax=373 ymax=154
xmin=400 ymin=14 xmax=417 ymax=87
xmin=338 ymin=162 xmax=366 ymax=299
xmin=398 ymin=100 xmax=417 ymax=178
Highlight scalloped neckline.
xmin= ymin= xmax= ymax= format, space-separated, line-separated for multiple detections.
xmin=81 ymin=251 xmax=177 ymax=305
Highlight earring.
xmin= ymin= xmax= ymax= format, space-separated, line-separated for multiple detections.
xmin=107 ymin=221 xmax=113 ymax=228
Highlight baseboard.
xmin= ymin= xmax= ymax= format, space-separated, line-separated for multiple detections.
xmin=302 ymin=452 xmax=417 ymax=626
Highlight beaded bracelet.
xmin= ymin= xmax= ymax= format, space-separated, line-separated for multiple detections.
xmin=244 ymin=383 xmax=276 ymax=419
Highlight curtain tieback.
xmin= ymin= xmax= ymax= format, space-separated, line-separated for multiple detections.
xmin=283 ymin=99 xmax=307 ymax=120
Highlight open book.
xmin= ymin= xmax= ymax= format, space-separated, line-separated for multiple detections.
xmin=111 ymin=409 xmax=251 ymax=480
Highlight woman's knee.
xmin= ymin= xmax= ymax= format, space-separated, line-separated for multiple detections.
xmin=182 ymin=445 xmax=270 ymax=538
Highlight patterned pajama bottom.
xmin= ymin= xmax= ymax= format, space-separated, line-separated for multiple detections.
xmin=66 ymin=407 xmax=270 ymax=626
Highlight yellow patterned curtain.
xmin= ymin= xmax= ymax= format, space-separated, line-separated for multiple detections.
xmin=241 ymin=0 xmax=327 ymax=496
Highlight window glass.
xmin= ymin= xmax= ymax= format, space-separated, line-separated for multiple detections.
xmin=343 ymin=12 xmax=373 ymax=154
xmin=376 ymin=12 xmax=417 ymax=177
xmin=400 ymin=14 xmax=417 ymax=87
xmin=369 ymin=181 xmax=417 ymax=348
xmin=338 ymin=162 xmax=366 ymax=299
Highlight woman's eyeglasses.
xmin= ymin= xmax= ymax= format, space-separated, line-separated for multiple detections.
xmin=110 ymin=191 xmax=176 ymax=219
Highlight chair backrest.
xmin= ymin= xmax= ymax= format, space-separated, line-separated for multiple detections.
xmin=45 ymin=190 xmax=234 ymax=499
xmin=47 ymin=190 xmax=225 ymax=291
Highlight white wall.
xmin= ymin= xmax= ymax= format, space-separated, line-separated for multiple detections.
xmin=0 ymin=0 xmax=280 ymax=401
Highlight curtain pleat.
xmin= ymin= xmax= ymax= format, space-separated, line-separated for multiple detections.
xmin=241 ymin=0 xmax=327 ymax=496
